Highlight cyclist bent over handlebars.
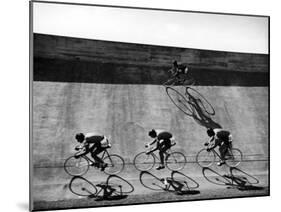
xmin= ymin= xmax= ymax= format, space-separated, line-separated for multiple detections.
xmin=74 ymin=133 xmax=111 ymax=171
xmin=146 ymin=129 xmax=175 ymax=170
xmin=205 ymin=128 xmax=233 ymax=166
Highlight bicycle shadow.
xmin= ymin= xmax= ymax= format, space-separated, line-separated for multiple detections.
xmin=202 ymin=167 xmax=264 ymax=191
xmin=185 ymin=87 xmax=222 ymax=129
xmin=69 ymin=175 xmax=134 ymax=201
xmin=166 ymin=86 xmax=221 ymax=129
xmin=139 ymin=171 xmax=200 ymax=195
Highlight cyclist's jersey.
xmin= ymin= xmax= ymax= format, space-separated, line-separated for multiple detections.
xmin=84 ymin=133 xmax=110 ymax=148
xmin=154 ymin=130 xmax=173 ymax=145
xmin=157 ymin=131 xmax=173 ymax=141
xmin=213 ymin=129 xmax=231 ymax=145
xmin=174 ymin=64 xmax=188 ymax=76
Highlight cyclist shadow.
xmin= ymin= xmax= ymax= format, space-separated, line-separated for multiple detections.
xmin=202 ymin=167 xmax=264 ymax=191
xmin=69 ymin=175 xmax=134 ymax=201
xmin=186 ymin=92 xmax=222 ymax=129
xmin=139 ymin=171 xmax=200 ymax=195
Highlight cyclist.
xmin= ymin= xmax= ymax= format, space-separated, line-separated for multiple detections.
xmin=205 ymin=128 xmax=233 ymax=166
xmin=74 ymin=133 xmax=111 ymax=171
xmin=146 ymin=129 xmax=175 ymax=170
xmin=168 ymin=60 xmax=189 ymax=83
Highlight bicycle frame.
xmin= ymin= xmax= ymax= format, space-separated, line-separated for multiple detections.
xmin=147 ymin=148 xmax=172 ymax=162
xmin=81 ymin=149 xmax=110 ymax=164
xmin=210 ymin=147 xmax=233 ymax=161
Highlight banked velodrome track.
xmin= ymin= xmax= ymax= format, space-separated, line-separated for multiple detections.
xmin=32 ymin=34 xmax=269 ymax=210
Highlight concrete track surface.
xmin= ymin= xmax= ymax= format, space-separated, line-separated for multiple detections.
xmin=32 ymin=82 xmax=268 ymax=210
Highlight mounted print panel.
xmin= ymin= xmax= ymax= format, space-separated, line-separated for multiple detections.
xmin=30 ymin=1 xmax=269 ymax=211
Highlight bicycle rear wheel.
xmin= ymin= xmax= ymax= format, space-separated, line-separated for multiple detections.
xmin=225 ymin=148 xmax=243 ymax=167
xmin=166 ymin=87 xmax=193 ymax=116
xmin=196 ymin=149 xmax=215 ymax=167
xmin=166 ymin=152 xmax=186 ymax=171
xmin=64 ymin=156 xmax=89 ymax=176
xmin=133 ymin=152 xmax=155 ymax=171
xmin=69 ymin=176 xmax=97 ymax=197
xmin=103 ymin=154 xmax=125 ymax=175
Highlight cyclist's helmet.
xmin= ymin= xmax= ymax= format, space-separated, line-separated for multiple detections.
xmin=75 ymin=133 xmax=85 ymax=142
xmin=148 ymin=129 xmax=157 ymax=138
xmin=206 ymin=128 xmax=215 ymax=137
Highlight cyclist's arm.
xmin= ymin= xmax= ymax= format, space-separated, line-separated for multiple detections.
xmin=148 ymin=139 xmax=158 ymax=146
xmin=74 ymin=143 xmax=90 ymax=157
xmin=209 ymin=138 xmax=221 ymax=150
xmin=206 ymin=137 xmax=216 ymax=149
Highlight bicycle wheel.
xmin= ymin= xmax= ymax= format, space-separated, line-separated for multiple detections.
xmin=69 ymin=176 xmax=97 ymax=197
xmin=139 ymin=171 xmax=166 ymax=191
xmin=166 ymin=87 xmax=193 ymax=116
xmin=106 ymin=175 xmax=134 ymax=194
xmin=133 ymin=152 xmax=155 ymax=171
xmin=171 ymin=171 xmax=199 ymax=190
xmin=196 ymin=149 xmax=215 ymax=168
xmin=166 ymin=152 xmax=186 ymax=171
xmin=163 ymin=78 xmax=176 ymax=86
xmin=64 ymin=156 xmax=89 ymax=176
xmin=185 ymin=87 xmax=215 ymax=116
xmin=225 ymin=148 xmax=243 ymax=167
xmin=103 ymin=154 xmax=125 ymax=175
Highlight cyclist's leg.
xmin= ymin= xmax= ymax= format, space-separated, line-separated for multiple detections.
xmin=91 ymin=144 xmax=105 ymax=167
xmin=156 ymin=143 xmax=166 ymax=169
xmin=159 ymin=140 xmax=171 ymax=166
xmin=219 ymin=143 xmax=228 ymax=161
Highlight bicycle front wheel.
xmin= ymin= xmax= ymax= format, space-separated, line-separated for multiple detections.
xmin=225 ymin=148 xmax=243 ymax=167
xmin=64 ymin=156 xmax=89 ymax=176
xmin=103 ymin=154 xmax=125 ymax=175
xmin=196 ymin=149 xmax=215 ymax=168
xmin=133 ymin=152 xmax=155 ymax=171
xmin=166 ymin=152 xmax=186 ymax=171
xmin=69 ymin=176 xmax=97 ymax=197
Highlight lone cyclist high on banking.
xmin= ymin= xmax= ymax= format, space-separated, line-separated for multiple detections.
xmin=146 ymin=129 xmax=175 ymax=170
xmin=169 ymin=60 xmax=189 ymax=82
xmin=205 ymin=128 xmax=233 ymax=166
xmin=74 ymin=132 xmax=111 ymax=171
